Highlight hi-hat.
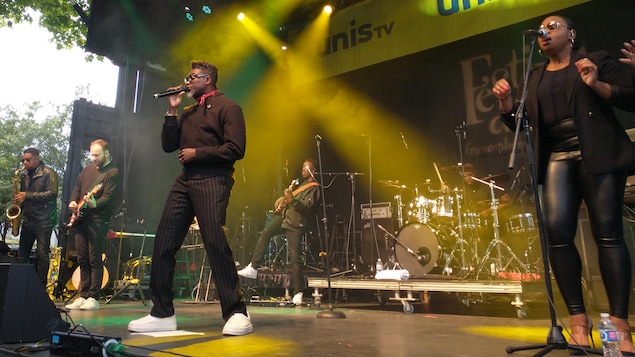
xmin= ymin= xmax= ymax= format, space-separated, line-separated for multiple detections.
xmin=480 ymin=173 xmax=509 ymax=183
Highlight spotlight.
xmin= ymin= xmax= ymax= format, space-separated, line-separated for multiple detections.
xmin=185 ymin=7 xmax=194 ymax=22
xmin=323 ymin=5 xmax=333 ymax=14
xmin=202 ymin=5 xmax=212 ymax=14
xmin=237 ymin=12 xmax=245 ymax=21
xmin=281 ymin=45 xmax=288 ymax=51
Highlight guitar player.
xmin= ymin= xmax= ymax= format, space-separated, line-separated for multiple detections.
xmin=238 ymin=159 xmax=320 ymax=305
xmin=64 ymin=139 xmax=121 ymax=310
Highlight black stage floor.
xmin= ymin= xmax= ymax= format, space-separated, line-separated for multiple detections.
xmin=0 ymin=276 xmax=615 ymax=357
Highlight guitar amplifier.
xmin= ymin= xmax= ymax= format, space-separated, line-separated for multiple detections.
xmin=360 ymin=202 xmax=392 ymax=220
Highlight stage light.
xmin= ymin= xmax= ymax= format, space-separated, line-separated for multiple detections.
xmin=281 ymin=45 xmax=288 ymax=51
xmin=323 ymin=5 xmax=333 ymax=14
xmin=183 ymin=4 xmax=212 ymax=22
xmin=237 ymin=12 xmax=245 ymax=21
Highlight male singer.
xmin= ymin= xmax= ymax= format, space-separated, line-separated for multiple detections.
xmin=128 ymin=60 xmax=251 ymax=336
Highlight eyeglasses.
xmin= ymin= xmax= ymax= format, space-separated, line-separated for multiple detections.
xmin=540 ymin=21 xmax=568 ymax=32
xmin=21 ymin=158 xmax=31 ymax=162
xmin=183 ymin=73 xmax=209 ymax=83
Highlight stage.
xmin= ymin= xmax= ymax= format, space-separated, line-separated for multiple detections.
xmin=0 ymin=268 xmax=614 ymax=357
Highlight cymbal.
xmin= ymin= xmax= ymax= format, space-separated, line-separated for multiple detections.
xmin=378 ymin=179 xmax=406 ymax=189
xmin=480 ymin=173 xmax=509 ymax=182
xmin=441 ymin=163 xmax=474 ymax=171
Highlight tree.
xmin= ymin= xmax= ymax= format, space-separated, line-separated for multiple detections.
xmin=0 ymin=101 xmax=72 ymax=240
xmin=1 ymin=0 xmax=89 ymax=52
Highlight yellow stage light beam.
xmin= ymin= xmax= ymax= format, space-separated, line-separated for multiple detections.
xmin=273 ymin=9 xmax=424 ymax=180
xmin=238 ymin=14 xmax=289 ymax=66
xmin=167 ymin=2 xmax=260 ymax=82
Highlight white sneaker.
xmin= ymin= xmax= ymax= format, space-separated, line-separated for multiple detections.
xmin=292 ymin=292 xmax=303 ymax=305
xmin=79 ymin=297 xmax=100 ymax=310
xmin=65 ymin=297 xmax=86 ymax=310
xmin=237 ymin=263 xmax=258 ymax=279
xmin=128 ymin=314 xmax=177 ymax=332
xmin=222 ymin=313 xmax=253 ymax=336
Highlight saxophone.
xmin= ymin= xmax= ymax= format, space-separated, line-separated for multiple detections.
xmin=6 ymin=166 xmax=23 ymax=236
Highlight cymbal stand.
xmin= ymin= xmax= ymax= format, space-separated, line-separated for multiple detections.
xmin=440 ymin=187 xmax=474 ymax=276
xmin=473 ymin=177 xmax=527 ymax=279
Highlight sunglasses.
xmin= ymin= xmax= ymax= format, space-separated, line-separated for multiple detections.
xmin=540 ymin=21 xmax=568 ymax=32
xmin=183 ymin=73 xmax=209 ymax=84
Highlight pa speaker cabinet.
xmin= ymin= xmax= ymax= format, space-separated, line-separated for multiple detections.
xmin=0 ymin=263 xmax=67 ymax=343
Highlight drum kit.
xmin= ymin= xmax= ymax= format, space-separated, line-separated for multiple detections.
xmin=377 ymin=163 xmax=541 ymax=280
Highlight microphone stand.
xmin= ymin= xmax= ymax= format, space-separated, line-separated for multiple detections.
xmin=315 ymin=135 xmax=346 ymax=319
xmin=505 ymin=35 xmax=595 ymax=356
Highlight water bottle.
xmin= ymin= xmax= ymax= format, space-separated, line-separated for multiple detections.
xmin=375 ymin=258 xmax=383 ymax=272
xmin=598 ymin=313 xmax=620 ymax=357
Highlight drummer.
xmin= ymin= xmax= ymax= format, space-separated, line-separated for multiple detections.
xmin=455 ymin=163 xmax=514 ymax=219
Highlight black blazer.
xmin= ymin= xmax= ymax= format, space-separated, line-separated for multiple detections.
xmin=502 ymin=50 xmax=635 ymax=184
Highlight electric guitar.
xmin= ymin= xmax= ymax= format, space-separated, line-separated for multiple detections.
xmin=273 ymin=179 xmax=299 ymax=214
xmin=67 ymin=183 xmax=103 ymax=228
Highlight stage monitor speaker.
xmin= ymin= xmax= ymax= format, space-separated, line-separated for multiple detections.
xmin=360 ymin=218 xmax=395 ymax=274
xmin=0 ymin=263 xmax=67 ymax=343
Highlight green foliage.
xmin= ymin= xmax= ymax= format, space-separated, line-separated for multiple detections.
xmin=0 ymin=101 xmax=72 ymax=238
xmin=1 ymin=0 xmax=90 ymax=52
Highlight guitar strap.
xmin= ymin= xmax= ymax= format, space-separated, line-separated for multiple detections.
xmin=88 ymin=167 xmax=112 ymax=194
xmin=86 ymin=170 xmax=110 ymax=193
xmin=290 ymin=181 xmax=319 ymax=196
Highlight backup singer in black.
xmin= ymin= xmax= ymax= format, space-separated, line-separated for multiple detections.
xmin=493 ymin=15 xmax=635 ymax=355
xmin=237 ymin=159 xmax=320 ymax=305
xmin=128 ymin=60 xmax=251 ymax=336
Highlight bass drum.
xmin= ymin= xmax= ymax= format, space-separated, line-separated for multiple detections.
xmin=68 ymin=253 xmax=110 ymax=290
xmin=70 ymin=266 xmax=109 ymax=290
xmin=395 ymin=223 xmax=453 ymax=277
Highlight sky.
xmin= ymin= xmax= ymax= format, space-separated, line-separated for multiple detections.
xmin=0 ymin=16 xmax=119 ymax=112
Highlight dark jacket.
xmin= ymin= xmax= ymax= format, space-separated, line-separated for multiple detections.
xmin=281 ymin=181 xmax=320 ymax=233
xmin=501 ymin=51 xmax=635 ymax=184
xmin=20 ymin=162 xmax=58 ymax=229
xmin=162 ymin=93 xmax=246 ymax=179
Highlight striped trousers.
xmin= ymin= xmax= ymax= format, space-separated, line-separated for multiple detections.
xmin=149 ymin=172 xmax=247 ymax=320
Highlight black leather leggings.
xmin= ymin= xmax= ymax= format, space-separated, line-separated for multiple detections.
xmin=543 ymin=151 xmax=631 ymax=318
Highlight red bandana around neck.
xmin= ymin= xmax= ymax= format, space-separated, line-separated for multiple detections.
xmin=197 ymin=89 xmax=219 ymax=105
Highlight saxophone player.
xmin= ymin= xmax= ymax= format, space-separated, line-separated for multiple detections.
xmin=14 ymin=148 xmax=58 ymax=286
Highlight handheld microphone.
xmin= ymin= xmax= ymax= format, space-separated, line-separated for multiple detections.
xmin=153 ymin=87 xmax=190 ymax=98
xmin=522 ymin=29 xmax=548 ymax=38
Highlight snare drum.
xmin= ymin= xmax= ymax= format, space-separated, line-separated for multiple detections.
xmin=507 ymin=212 xmax=536 ymax=234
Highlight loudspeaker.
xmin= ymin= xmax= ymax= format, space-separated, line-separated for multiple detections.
xmin=0 ymin=264 xmax=67 ymax=343
xmin=360 ymin=218 xmax=395 ymax=273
